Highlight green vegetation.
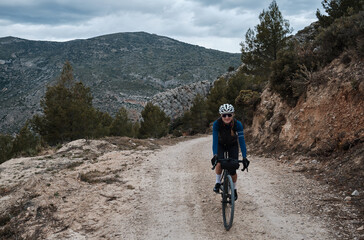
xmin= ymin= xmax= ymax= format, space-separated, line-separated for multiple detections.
xmin=205 ymin=73 xmax=261 ymax=122
xmin=11 ymin=122 xmax=41 ymax=157
xmin=235 ymin=90 xmax=261 ymax=126
xmin=0 ymin=134 xmax=13 ymax=164
xmin=0 ymin=122 xmax=41 ymax=164
xmin=174 ymin=71 xmax=261 ymax=134
xmin=179 ymin=94 xmax=209 ymax=135
xmin=316 ymin=0 xmax=364 ymax=27
xmin=31 ymin=61 xmax=110 ymax=144
xmin=138 ymin=103 xmax=170 ymax=138
xmin=240 ymin=0 xmax=292 ymax=82
xmin=174 ymin=0 xmax=290 ymax=133
xmin=177 ymin=0 xmax=363 ymax=134
xmin=315 ymin=12 xmax=364 ymax=63
xmin=110 ymin=107 xmax=134 ymax=137
xmin=1 ymin=0 xmax=361 ymax=164
xmin=0 ymin=61 xmax=136 ymax=164
xmin=269 ymin=0 xmax=363 ymax=105
xmin=0 ymin=32 xmax=241 ymax=134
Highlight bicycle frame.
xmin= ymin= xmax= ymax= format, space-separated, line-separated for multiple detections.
xmin=212 ymin=155 xmax=244 ymax=231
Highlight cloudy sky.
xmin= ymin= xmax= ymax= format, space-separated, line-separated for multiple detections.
xmin=0 ymin=0 xmax=324 ymax=53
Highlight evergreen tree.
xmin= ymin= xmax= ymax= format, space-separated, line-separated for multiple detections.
xmin=182 ymin=94 xmax=209 ymax=134
xmin=32 ymin=61 xmax=99 ymax=144
xmin=138 ymin=103 xmax=170 ymax=138
xmin=240 ymin=0 xmax=292 ymax=80
xmin=93 ymin=110 xmax=113 ymax=138
xmin=316 ymin=0 xmax=364 ymax=27
xmin=206 ymin=77 xmax=228 ymax=121
xmin=110 ymin=107 xmax=133 ymax=137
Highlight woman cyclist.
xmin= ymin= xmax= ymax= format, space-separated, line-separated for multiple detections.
xmin=211 ymin=103 xmax=249 ymax=200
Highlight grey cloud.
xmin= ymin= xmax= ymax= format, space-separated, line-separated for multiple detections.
xmin=189 ymin=0 xmax=268 ymax=11
xmin=0 ymin=0 xmax=169 ymax=25
xmin=0 ymin=0 xmax=323 ymax=53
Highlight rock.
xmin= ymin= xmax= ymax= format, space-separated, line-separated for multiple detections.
xmin=151 ymin=80 xmax=212 ymax=120
xmin=344 ymin=196 xmax=352 ymax=201
xmin=311 ymin=160 xmax=318 ymax=164
xmin=357 ymin=225 xmax=364 ymax=231
xmin=351 ymin=190 xmax=359 ymax=196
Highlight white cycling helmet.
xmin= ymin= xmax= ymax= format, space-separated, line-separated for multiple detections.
xmin=219 ymin=104 xmax=235 ymax=114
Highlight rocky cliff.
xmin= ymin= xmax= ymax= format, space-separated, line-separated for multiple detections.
xmin=249 ymin=51 xmax=364 ymax=222
xmin=251 ymin=52 xmax=364 ymax=155
xmin=150 ymin=80 xmax=212 ymax=120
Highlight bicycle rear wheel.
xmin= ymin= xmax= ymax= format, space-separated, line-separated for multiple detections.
xmin=222 ymin=174 xmax=235 ymax=230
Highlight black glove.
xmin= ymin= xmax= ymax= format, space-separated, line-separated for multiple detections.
xmin=242 ymin=158 xmax=250 ymax=172
xmin=211 ymin=155 xmax=218 ymax=166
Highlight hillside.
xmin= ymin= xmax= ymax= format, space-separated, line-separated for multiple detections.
xmin=249 ymin=50 xmax=364 ymax=222
xmin=0 ymin=32 xmax=240 ymax=133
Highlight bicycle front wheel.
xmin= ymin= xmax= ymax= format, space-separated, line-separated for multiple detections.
xmin=222 ymin=174 xmax=235 ymax=230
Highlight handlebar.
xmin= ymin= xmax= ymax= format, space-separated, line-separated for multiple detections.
xmin=211 ymin=158 xmax=244 ymax=170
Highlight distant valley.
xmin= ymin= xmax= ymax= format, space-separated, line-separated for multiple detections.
xmin=0 ymin=32 xmax=241 ymax=133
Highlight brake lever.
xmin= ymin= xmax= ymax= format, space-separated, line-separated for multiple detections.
xmin=211 ymin=159 xmax=218 ymax=170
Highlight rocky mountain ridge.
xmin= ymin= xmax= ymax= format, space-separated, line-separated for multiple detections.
xmin=149 ymin=66 xmax=242 ymax=120
xmin=0 ymin=32 xmax=240 ymax=133
xmin=151 ymin=80 xmax=212 ymax=120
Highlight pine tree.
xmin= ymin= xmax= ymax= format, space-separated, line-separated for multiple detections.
xmin=240 ymin=0 xmax=292 ymax=80
xmin=32 ymin=61 xmax=98 ymax=144
xmin=110 ymin=107 xmax=133 ymax=137
xmin=316 ymin=0 xmax=364 ymax=28
xmin=182 ymin=94 xmax=209 ymax=134
xmin=138 ymin=103 xmax=170 ymax=138
xmin=93 ymin=110 xmax=113 ymax=138
xmin=206 ymin=77 xmax=228 ymax=121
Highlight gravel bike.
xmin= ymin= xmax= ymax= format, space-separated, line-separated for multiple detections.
xmin=212 ymin=155 xmax=247 ymax=230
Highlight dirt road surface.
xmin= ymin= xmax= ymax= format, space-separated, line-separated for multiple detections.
xmin=1 ymin=136 xmax=356 ymax=239
xmin=124 ymin=136 xmax=334 ymax=240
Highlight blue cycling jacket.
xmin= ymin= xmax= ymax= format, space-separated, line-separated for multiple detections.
xmin=212 ymin=118 xmax=247 ymax=158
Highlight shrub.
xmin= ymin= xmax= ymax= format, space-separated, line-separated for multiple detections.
xmin=270 ymin=40 xmax=322 ymax=105
xmin=0 ymin=134 xmax=13 ymax=164
xmin=235 ymin=90 xmax=261 ymax=126
xmin=11 ymin=123 xmax=41 ymax=157
xmin=315 ymin=12 xmax=364 ymax=64
xmin=316 ymin=0 xmax=364 ymax=28
xmin=269 ymin=43 xmax=300 ymax=106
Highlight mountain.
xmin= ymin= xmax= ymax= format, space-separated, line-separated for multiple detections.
xmin=0 ymin=32 xmax=241 ymax=134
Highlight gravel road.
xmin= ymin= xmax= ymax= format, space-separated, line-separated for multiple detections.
xmin=123 ymin=136 xmax=334 ymax=240
xmin=1 ymin=136 xmax=344 ymax=239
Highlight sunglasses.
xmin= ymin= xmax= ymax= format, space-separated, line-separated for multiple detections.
xmin=222 ymin=114 xmax=232 ymax=118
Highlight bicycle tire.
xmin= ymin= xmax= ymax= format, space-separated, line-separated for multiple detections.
xmin=222 ymin=174 xmax=235 ymax=230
